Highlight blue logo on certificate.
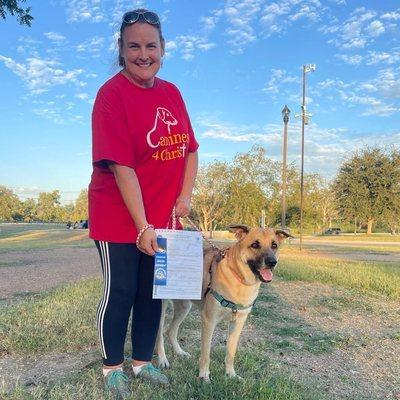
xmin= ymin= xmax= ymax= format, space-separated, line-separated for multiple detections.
xmin=154 ymin=236 xmax=167 ymax=286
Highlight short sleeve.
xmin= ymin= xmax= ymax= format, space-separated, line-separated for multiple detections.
xmin=92 ymin=85 xmax=136 ymax=169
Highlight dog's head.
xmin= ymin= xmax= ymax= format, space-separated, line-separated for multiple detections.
xmin=229 ymin=225 xmax=293 ymax=283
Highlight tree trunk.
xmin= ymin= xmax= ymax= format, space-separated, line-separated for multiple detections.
xmin=354 ymin=218 xmax=357 ymax=235
xmin=367 ymin=218 xmax=373 ymax=235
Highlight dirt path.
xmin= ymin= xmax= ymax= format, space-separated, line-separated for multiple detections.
xmin=301 ymin=247 xmax=400 ymax=263
xmin=301 ymin=239 xmax=400 ymax=247
xmin=0 ymin=247 xmax=100 ymax=300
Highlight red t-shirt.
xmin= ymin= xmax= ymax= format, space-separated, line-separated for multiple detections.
xmin=88 ymin=72 xmax=199 ymax=242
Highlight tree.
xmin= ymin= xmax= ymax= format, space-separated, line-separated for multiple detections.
xmin=0 ymin=185 xmax=20 ymax=221
xmin=36 ymin=190 xmax=62 ymax=222
xmin=71 ymin=189 xmax=88 ymax=221
xmin=0 ymin=0 xmax=33 ymax=26
xmin=223 ymin=179 xmax=266 ymax=227
xmin=333 ymin=147 xmax=400 ymax=234
xmin=222 ymin=145 xmax=277 ymax=227
xmin=19 ymin=198 xmax=37 ymax=222
xmin=379 ymin=148 xmax=400 ymax=234
xmin=192 ymin=162 xmax=229 ymax=236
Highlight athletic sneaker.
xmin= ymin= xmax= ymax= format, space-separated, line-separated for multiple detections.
xmin=104 ymin=369 xmax=131 ymax=399
xmin=135 ymin=363 xmax=170 ymax=385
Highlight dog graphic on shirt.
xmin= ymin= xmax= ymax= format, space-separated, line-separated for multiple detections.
xmin=147 ymin=107 xmax=178 ymax=148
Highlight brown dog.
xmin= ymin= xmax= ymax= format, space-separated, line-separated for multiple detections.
xmin=155 ymin=225 xmax=292 ymax=382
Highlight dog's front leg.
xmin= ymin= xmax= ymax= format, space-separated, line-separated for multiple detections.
xmin=225 ymin=312 xmax=249 ymax=379
xmin=155 ymin=299 xmax=170 ymax=368
xmin=168 ymin=300 xmax=192 ymax=357
xmin=198 ymin=300 xmax=220 ymax=383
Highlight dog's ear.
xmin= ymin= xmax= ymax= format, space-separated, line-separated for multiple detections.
xmin=229 ymin=224 xmax=250 ymax=240
xmin=275 ymin=229 xmax=295 ymax=243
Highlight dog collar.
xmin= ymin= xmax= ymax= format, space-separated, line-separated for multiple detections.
xmin=207 ymin=288 xmax=255 ymax=314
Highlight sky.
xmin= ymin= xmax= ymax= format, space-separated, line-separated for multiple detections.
xmin=0 ymin=0 xmax=399 ymax=204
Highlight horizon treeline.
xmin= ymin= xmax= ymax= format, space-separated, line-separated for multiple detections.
xmin=1 ymin=145 xmax=399 ymax=234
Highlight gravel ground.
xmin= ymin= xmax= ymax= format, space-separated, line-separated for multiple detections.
xmin=0 ymin=247 xmax=100 ymax=300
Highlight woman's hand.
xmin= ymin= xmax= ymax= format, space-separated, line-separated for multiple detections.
xmin=137 ymin=227 xmax=159 ymax=256
xmin=175 ymin=195 xmax=191 ymax=218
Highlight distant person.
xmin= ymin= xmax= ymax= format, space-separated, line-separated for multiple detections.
xmin=88 ymin=8 xmax=198 ymax=398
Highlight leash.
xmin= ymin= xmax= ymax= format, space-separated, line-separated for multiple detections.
xmin=184 ymin=215 xmax=227 ymax=258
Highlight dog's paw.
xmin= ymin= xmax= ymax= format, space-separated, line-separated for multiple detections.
xmin=198 ymin=371 xmax=211 ymax=384
xmin=176 ymin=349 xmax=191 ymax=358
xmin=157 ymin=356 xmax=170 ymax=369
xmin=226 ymin=372 xmax=243 ymax=381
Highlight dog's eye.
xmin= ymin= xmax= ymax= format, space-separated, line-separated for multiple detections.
xmin=250 ymin=241 xmax=260 ymax=249
xmin=271 ymin=241 xmax=278 ymax=249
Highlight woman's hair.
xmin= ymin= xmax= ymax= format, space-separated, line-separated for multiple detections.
xmin=118 ymin=8 xmax=164 ymax=67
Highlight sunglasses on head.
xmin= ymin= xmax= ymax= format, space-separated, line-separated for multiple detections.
xmin=123 ymin=10 xmax=160 ymax=25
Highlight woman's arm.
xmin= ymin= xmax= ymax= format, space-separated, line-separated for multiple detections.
xmin=175 ymin=151 xmax=198 ymax=217
xmin=108 ymin=163 xmax=158 ymax=255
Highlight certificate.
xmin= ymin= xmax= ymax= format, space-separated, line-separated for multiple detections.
xmin=152 ymin=229 xmax=203 ymax=300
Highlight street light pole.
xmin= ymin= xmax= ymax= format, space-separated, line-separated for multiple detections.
xmin=281 ymin=105 xmax=290 ymax=230
xmin=297 ymin=64 xmax=316 ymax=250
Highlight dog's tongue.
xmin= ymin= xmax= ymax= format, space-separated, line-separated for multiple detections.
xmin=260 ymin=268 xmax=273 ymax=282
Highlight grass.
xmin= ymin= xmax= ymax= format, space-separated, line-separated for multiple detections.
xmin=252 ymin=292 xmax=347 ymax=355
xmin=0 ymin=355 xmax=323 ymax=400
xmin=308 ymin=294 xmax=374 ymax=313
xmin=0 ymin=278 xmax=100 ymax=356
xmin=0 ymin=223 xmax=65 ymax=239
xmin=277 ymin=250 xmax=400 ymax=300
xmin=0 ymin=281 xmax=325 ymax=399
xmin=0 ymin=228 xmax=92 ymax=253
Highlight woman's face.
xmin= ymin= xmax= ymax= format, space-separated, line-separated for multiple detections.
xmin=120 ymin=23 xmax=165 ymax=88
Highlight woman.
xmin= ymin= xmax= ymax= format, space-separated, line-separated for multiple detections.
xmin=88 ymin=9 xmax=198 ymax=398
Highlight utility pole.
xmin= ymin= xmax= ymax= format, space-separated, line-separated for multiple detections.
xmin=296 ymin=64 xmax=316 ymax=250
xmin=281 ymin=105 xmax=290 ymax=230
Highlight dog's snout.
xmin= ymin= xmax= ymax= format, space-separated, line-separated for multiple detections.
xmin=265 ymin=257 xmax=277 ymax=268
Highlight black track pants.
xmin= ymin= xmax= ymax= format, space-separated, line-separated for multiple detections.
xmin=95 ymin=241 xmax=162 ymax=366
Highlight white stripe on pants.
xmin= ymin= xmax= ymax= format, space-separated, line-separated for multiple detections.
xmin=96 ymin=241 xmax=111 ymax=359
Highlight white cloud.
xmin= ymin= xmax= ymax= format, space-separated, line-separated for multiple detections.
xmin=381 ymin=10 xmax=400 ymax=20
xmin=64 ymin=0 xmax=105 ymax=23
xmin=75 ymin=93 xmax=89 ymax=100
xmin=339 ymin=90 xmax=397 ymax=116
xmin=335 ymin=54 xmax=363 ymax=65
xmin=224 ymin=0 xmax=262 ymax=53
xmin=44 ymin=32 xmax=66 ymax=42
xmin=0 ymin=55 xmax=85 ymax=95
xmin=366 ymin=49 xmax=400 ymax=65
xmin=171 ymin=35 xmax=215 ymax=61
xmin=321 ymin=7 xmax=391 ymax=50
xmin=196 ymin=113 xmax=400 ymax=178
xmin=75 ymin=36 xmax=105 ymax=58
xmin=263 ymin=69 xmax=299 ymax=94
xmin=261 ymin=0 xmax=325 ymax=37
xmin=363 ymin=68 xmax=400 ymax=99
xmin=200 ymin=10 xmax=222 ymax=33
xmin=365 ymin=20 xmax=385 ymax=37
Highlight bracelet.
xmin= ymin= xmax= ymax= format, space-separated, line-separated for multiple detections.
xmin=136 ymin=224 xmax=154 ymax=247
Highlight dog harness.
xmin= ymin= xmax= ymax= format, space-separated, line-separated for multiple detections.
xmin=206 ymin=288 xmax=256 ymax=314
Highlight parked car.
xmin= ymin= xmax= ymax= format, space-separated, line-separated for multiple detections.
xmin=324 ymin=227 xmax=341 ymax=235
